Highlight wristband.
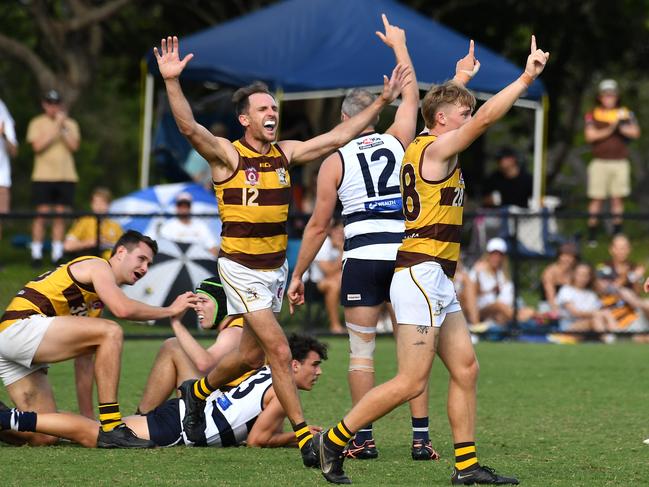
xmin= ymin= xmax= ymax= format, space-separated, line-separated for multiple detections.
xmin=519 ymin=73 xmax=534 ymax=87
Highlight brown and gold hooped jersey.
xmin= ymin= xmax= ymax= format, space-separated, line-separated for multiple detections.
xmin=394 ymin=134 xmax=464 ymax=278
xmin=214 ymin=139 xmax=291 ymax=270
xmin=0 ymin=256 xmax=104 ymax=332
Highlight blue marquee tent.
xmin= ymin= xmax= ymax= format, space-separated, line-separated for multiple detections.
xmin=141 ymin=0 xmax=547 ymax=203
xmin=146 ymin=0 xmax=544 ymax=99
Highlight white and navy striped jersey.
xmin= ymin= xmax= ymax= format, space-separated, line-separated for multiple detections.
xmin=180 ymin=366 xmax=273 ymax=447
xmin=337 ymin=132 xmax=405 ymax=261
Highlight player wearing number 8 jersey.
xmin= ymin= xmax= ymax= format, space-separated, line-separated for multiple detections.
xmin=315 ymin=36 xmax=549 ymax=485
xmin=154 ymin=34 xmax=411 ymax=467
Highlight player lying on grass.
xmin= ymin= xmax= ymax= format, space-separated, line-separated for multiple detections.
xmin=136 ymin=276 xmax=264 ymax=415
xmin=0 ymin=333 xmax=326 ymax=449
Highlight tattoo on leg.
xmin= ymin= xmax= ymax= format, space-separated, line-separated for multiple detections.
xmin=416 ymin=326 xmax=429 ymax=335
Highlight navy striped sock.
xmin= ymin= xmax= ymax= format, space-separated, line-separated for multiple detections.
xmin=0 ymin=409 xmax=37 ymax=432
xmin=412 ymin=416 xmax=429 ymax=443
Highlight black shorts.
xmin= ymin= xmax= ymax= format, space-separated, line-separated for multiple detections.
xmin=341 ymin=258 xmax=395 ymax=307
xmin=146 ymin=398 xmax=183 ymax=447
xmin=32 ymin=181 xmax=76 ymax=207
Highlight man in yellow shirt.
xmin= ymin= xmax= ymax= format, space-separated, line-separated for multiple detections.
xmin=64 ymin=187 xmax=123 ymax=260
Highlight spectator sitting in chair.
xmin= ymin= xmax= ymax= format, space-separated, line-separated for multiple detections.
xmin=157 ymin=191 xmax=218 ymax=257
xmin=468 ymin=237 xmax=535 ymax=326
xmin=304 ymin=220 xmax=345 ymax=334
xmin=556 ymin=262 xmax=617 ymax=340
xmin=540 ymin=242 xmax=579 ymax=314
xmin=482 ymin=147 xmax=533 ymax=208
xmin=595 ymin=264 xmax=649 ymax=342
xmin=64 ymin=187 xmax=123 ymax=260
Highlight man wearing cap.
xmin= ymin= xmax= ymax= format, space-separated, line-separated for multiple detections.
xmin=157 ymin=191 xmax=218 ymax=256
xmin=584 ymin=79 xmax=640 ymax=246
xmin=26 ymin=89 xmax=81 ymax=266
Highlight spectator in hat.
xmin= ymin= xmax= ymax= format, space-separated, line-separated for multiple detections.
xmin=26 ymin=89 xmax=81 ymax=266
xmin=0 ymin=98 xmax=17 ymax=243
xmin=468 ymin=237 xmax=535 ymax=325
xmin=482 ymin=147 xmax=533 ymax=208
xmin=157 ymin=191 xmax=219 ymax=256
xmin=584 ymin=79 xmax=640 ymax=246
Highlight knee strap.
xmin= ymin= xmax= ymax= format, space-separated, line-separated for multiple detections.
xmin=347 ymin=322 xmax=376 ymax=372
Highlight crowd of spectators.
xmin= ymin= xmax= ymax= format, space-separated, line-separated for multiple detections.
xmin=0 ymin=78 xmax=646 ymax=338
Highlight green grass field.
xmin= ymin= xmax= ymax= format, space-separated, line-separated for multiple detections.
xmin=0 ymin=337 xmax=648 ymax=486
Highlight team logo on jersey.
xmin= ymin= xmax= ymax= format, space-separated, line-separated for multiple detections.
xmin=245 ymin=287 xmax=260 ymax=302
xmin=458 ymin=170 xmax=465 ymax=187
xmin=91 ymin=300 xmax=104 ymax=310
xmin=244 ymin=167 xmax=259 ymax=186
xmin=356 ymin=135 xmax=384 ymax=150
xmin=365 ymin=197 xmax=403 ymax=212
xmin=275 ymin=167 xmax=288 ymax=186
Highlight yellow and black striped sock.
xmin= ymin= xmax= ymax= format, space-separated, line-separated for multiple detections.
xmin=324 ymin=420 xmax=354 ymax=453
xmin=293 ymin=422 xmax=313 ymax=451
xmin=193 ymin=377 xmax=216 ymax=400
xmin=454 ymin=441 xmax=479 ymax=471
xmin=99 ymin=402 xmax=122 ymax=432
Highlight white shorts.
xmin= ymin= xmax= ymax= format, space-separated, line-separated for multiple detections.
xmin=0 ymin=315 xmax=53 ymax=386
xmin=217 ymin=257 xmax=288 ymax=315
xmin=0 ymin=158 xmax=10 ymax=187
xmin=390 ymin=262 xmax=461 ymax=327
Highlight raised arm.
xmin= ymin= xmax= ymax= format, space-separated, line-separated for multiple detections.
xmin=88 ymin=260 xmax=197 ymax=321
xmin=429 ymin=36 xmax=549 ymax=162
xmin=279 ymin=63 xmax=412 ymax=165
xmin=453 ymin=40 xmax=481 ymax=87
xmin=287 ymin=154 xmax=341 ymax=313
xmin=377 ymin=14 xmax=419 ymax=147
xmin=154 ymin=36 xmax=239 ymax=176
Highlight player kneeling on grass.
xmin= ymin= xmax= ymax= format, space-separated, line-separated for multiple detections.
xmin=0 ymin=333 xmax=326 ymax=450
xmin=0 ymin=230 xmax=198 ymax=448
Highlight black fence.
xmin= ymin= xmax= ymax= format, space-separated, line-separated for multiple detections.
xmin=1 ymin=208 xmax=648 ymax=341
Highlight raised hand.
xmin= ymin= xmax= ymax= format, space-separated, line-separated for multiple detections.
xmin=154 ymin=36 xmax=194 ymax=80
xmin=524 ymin=35 xmax=550 ymax=80
xmin=380 ymin=63 xmax=412 ymax=104
xmin=455 ymin=39 xmax=481 ymax=82
xmin=167 ymin=291 xmax=199 ymax=316
xmin=375 ymin=13 xmax=406 ymax=48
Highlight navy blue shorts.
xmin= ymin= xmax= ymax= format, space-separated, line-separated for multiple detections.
xmin=146 ymin=398 xmax=183 ymax=447
xmin=341 ymin=258 xmax=395 ymax=307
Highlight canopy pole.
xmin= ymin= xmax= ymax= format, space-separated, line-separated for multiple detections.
xmin=531 ymin=96 xmax=547 ymax=209
xmin=139 ymin=70 xmax=154 ymax=189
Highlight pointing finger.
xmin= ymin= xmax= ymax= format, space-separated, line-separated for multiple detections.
xmin=469 ymin=39 xmax=474 ymax=57
xmin=531 ymin=34 xmax=537 ymax=54
xmin=382 ymin=13 xmax=390 ymax=30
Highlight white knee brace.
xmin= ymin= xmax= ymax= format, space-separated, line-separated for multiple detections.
xmin=347 ymin=322 xmax=376 ymax=373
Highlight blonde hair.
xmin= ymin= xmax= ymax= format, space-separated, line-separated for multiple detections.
xmin=92 ymin=187 xmax=113 ymax=203
xmin=421 ymin=81 xmax=476 ymax=128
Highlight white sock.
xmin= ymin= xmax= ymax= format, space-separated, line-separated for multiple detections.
xmin=31 ymin=241 xmax=43 ymax=259
xmin=51 ymin=241 xmax=64 ymax=261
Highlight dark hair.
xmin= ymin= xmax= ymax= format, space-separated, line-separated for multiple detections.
xmin=111 ymin=230 xmax=158 ymax=257
xmin=288 ymin=333 xmax=328 ymax=362
xmin=232 ymin=81 xmax=273 ymax=116
xmin=496 ymin=146 xmax=517 ymax=161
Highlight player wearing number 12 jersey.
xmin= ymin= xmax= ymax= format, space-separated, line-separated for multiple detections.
xmin=0 ymin=334 xmax=327 ymax=450
xmin=316 ymin=36 xmax=549 ymax=485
